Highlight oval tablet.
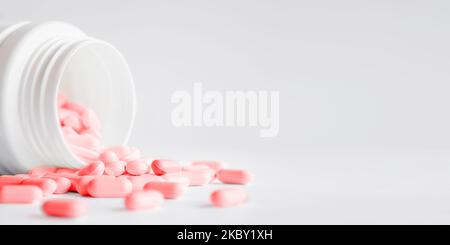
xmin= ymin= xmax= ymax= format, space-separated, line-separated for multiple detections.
xmin=0 ymin=175 xmax=27 ymax=185
xmin=151 ymin=160 xmax=182 ymax=176
xmin=217 ymin=169 xmax=253 ymax=185
xmin=106 ymin=146 xmax=131 ymax=159
xmin=127 ymin=174 xmax=165 ymax=192
xmin=124 ymin=190 xmax=164 ymax=211
xmin=210 ymin=188 xmax=247 ymax=208
xmin=125 ymin=159 xmax=149 ymax=176
xmin=98 ymin=151 xmax=119 ymax=164
xmin=104 ymin=161 xmax=126 ymax=176
xmin=78 ymin=160 xmax=105 ymax=176
xmin=88 ymin=176 xmax=132 ymax=198
xmin=42 ymin=176 xmax=71 ymax=194
xmin=75 ymin=176 xmax=96 ymax=196
xmin=42 ymin=199 xmax=87 ymax=218
xmin=144 ymin=181 xmax=186 ymax=199
xmin=183 ymin=167 xmax=215 ymax=186
xmin=161 ymin=173 xmax=190 ymax=187
xmin=21 ymin=178 xmax=57 ymax=196
xmin=0 ymin=185 xmax=43 ymax=204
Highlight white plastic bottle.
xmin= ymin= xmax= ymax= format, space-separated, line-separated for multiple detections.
xmin=0 ymin=21 xmax=136 ymax=174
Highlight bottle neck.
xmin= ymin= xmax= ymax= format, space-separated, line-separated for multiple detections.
xmin=20 ymin=37 xmax=93 ymax=169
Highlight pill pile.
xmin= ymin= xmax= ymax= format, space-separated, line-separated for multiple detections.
xmin=0 ymin=92 xmax=253 ymax=218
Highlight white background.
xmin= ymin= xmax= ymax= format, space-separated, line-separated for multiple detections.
xmin=1 ymin=0 xmax=450 ymax=224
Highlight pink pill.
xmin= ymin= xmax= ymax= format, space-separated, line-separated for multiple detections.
xmin=121 ymin=147 xmax=141 ymax=162
xmin=78 ymin=161 xmax=105 ymax=176
xmin=61 ymin=126 xmax=78 ymax=135
xmin=42 ymin=176 xmax=71 ymax=194
xmin=151 ymin=160 xmax=182 ymax=176
xmin=58 ymin=108 xmax=78 ymax=122
xmin=63 ymin=101 xmax=86 ymax=115
xmin=0 ymin=175 xmax=27 ymax=185
xmin=191 ymin=160 xmax=226 ymax=173
xmin=80 ymin=108 xmax=101 ymax=130
xmin=161 ymin=173 xmax=190 ymax=187
xmin=104 ymin=161 xmax=126 ymax=176
xmin=210 ymin=188 xmax=247 ymax=208
xmin=42 ymin=199 xmax=87 ymax=218
xmin=217 ymin=169 xmax=253 ymax=185
xmin=75 ymin=176 xmax=96 ymax=196
xmin=55 ymin=168 xmax=78 ymax=174
xmin=65 ymin=134 xmax=100 ymax=149
xmin=21 ymin=178 xmax=57 ymax=196
xmin=88 ymin=176 xmax=132 ymax=198
xmin=29 ymin=167 xmax=57 ymax=177
xmin=125 ymin=190 xmax=164 ymax=211
xmin=61 ymin=115 xmax=82 ymax=132
xmin=125 ymin=160 xmax=149 ymax=176
xmin=183 ymin=167 xmax=215 ymax=186
xmin=0 ymin=185 xmax=43 ymax=204
xmin=107 ymin=146 xmax=131 ymax=159
xmin=45 ymin=173 xmax=80 ymax=192
xmin=127 ymin=174 xmax=165 ymax=192
xmin=98 ymin=151 xmax=120 ymax=164
xmin=144 ymin=181 xmax=186 ymax=199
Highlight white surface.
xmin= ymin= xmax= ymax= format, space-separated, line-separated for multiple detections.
xmin=2 ymin=148 xmax=450 ymax=225
xmin=1 ymin=0 xmax=450 ymax=224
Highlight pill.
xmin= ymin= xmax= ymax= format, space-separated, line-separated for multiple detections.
xmin=125 ymin=190 xmax=164 ymax=211
xmin=151 ymin=160 xmax=182 ymax=176
xmin=125 ymin=159 xmax=149 ymax=176
xmin=29 ymin=167 xmax=57 ymax=177
xmin=88 ymin=176 xmax=132 ymax=198
xmin=210 ymin=188 xmax=247 ymax=208
xmin=80 ymin=108 xmax=101 ymax=130
xmin=98 ymin=151 xmax=120 ymax=164
xmin=56 ymin=168 xmax=78 ymax=174
xmin=61 ymin=125 xmax=78 ymax=135
xmin=217 ymin=169 xmax=253 ymax=185
xmin=75 ymin=176 xmax=96 ymax=196
xmin=0 ymin=185 xmax=43 ymax=204
xmin=191 ymin=160 xmax=226 ymax=173
xmin=127 ymin=174 xmax=165 ymax=192
xmin=78 ymin=161 xmax=105 ymax=176
xmin=45 ymin=173 xmax=80 ymax=192
xmin=65 ymin=134 xmax=100 ymax=149
xmin=161 ymin=173 xmax=190 ymax=187
xmin=121 ymin=147 xmax=141 ymax=162
xmin=104 ymin=161 xmax=126 ymax=176
xmin=183 ymin=167 xmax=215 ymax=186
xmin=144 ymin=181 xmax=186 ymax=199
xmin=61 ymin=115 xmax=82 ymax=132
xmin=106 ymin=146 xmax=131 ymax=159
xmin=63 ymin=101 xmax=86 ymax=115
xmin=42 ymin=199 xmax=87 ymax=218
xmin=42 ymin=176 xmax=71 ymax=194
xmin=58 ymin=108 xmax=78 ymax=122
xmin=21 ymin=178 xmax=57 ymax=196
xmin=0 ymin=175 xmax=27 ymax=185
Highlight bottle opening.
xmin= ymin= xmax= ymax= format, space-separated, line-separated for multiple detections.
xmin=56 ymin=41 xmax=136 ymax=165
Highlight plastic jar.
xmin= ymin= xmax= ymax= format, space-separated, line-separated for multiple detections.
xmin=0 ymin=21 xmax=136 ymax=174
